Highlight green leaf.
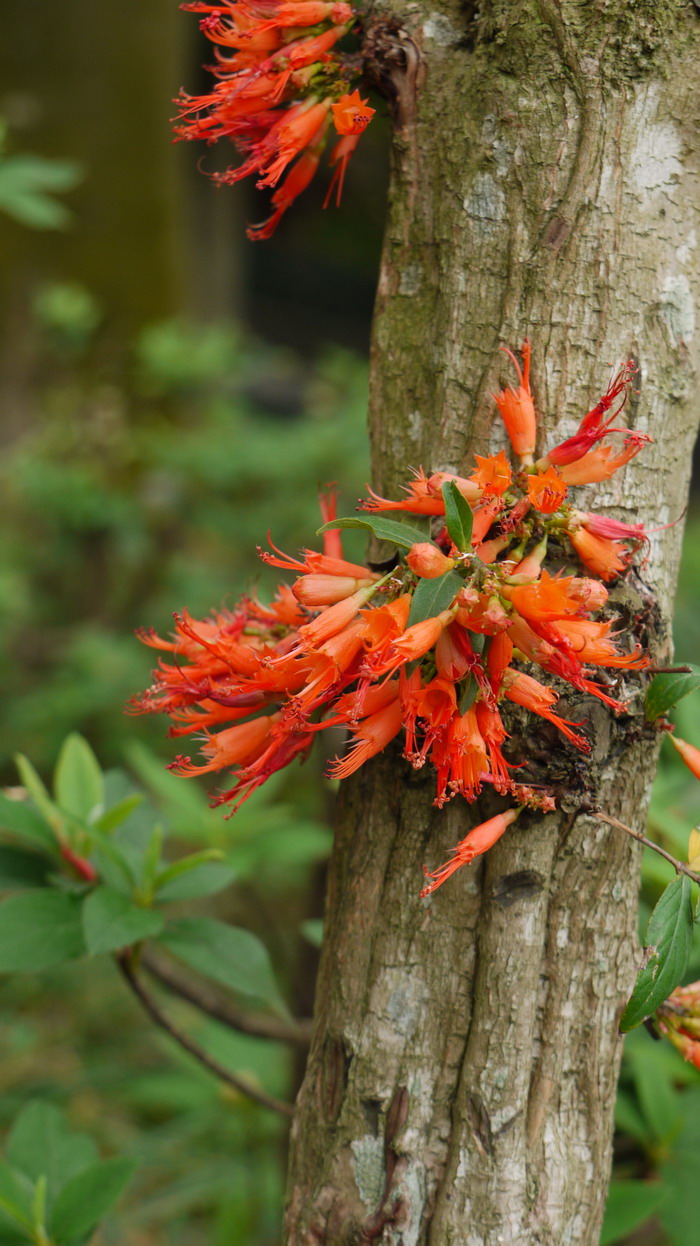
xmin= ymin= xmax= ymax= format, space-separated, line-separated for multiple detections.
xmin=82 ymin=885 xmax=164 ymax=955
xmin=0 ymin=1166 xmax=33 ymax=1234
xmin=54 ymin=734 xmax=104 ymax=823
xmin=154 ymin=854 xmax=235 ymax=902
xmin=50 ymin=1157 xmax=134 ymax=1241
xmin=92 ymin=793 xmax=143 ymax=835
xmin=0 ymin=892 xmax=85 ymax=972
xmin=441 ymin=481 xmax=473 ymax=552
xmin=13 ymin=758 xmax=61 ymax=832
xmin=645 ymin=663 xmax=700 ymax=721
xmin=7 ymin=1102 xmax=97 ymax=1201
xmin=317 ymin=515 xmax=435 ymax=551
xmin=659 ymin=1086 xmax=700 ymax=1245
xmin=459 ymin=675 xmax=478 ymax=714
xmin=620 ymin=875 xmax=694 ymax=1032
xmin=0 ymin=847 xmax=51 ymax=891
xmin=0 ymin=793 xmax=55 ymax=850
xmin=600 ymin=1180 xmax=667 ymax=1245
xmin=407 ymin=570 xmax=463 ymax=628
xmin=157 ymin=918 xmax=286 ymax=1014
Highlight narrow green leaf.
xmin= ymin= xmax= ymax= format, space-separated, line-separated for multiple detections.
xmin=0 ymin=793 xmax=55 ymax=850
xmin=30 ymin=1176 xmax=46 ymax=1236
xmin=0 ymin=892 xmax=85 ymax=973
xmin=7 ymin=1102 xmax=96 ymax=1199
xmin=13 ymin=758 xmax=61 ymax=832
xmin=317 ymin=515 xmax=435 ymax=551
xmin=50 ymin=1158 xmax=134 ymax=1241
xmin=54 ymin=735 xmax=104 ymax=823
xmin=645 ymin=663 xmax=700 ymax=721
xmin=82 ymin=885 xmax=164 ymax=956
xmin=157 ymin=918 xmax=287 ymax=1014
xmin=407 ymin=570 xmax=463 ymax=628
xmin=0 ymin=1166 xmax=33 ymax=1233
xmin=620 ymin=875 xmax=694 ymax=1031
xmin=92 ymin=794 xmax=143 ymax=835
xmin=154 ymin=854 xmax=234 ymax=902
xmin=0 ymin=847 xmax=51 ymax=892
xmin=441 ymin=481 xmax=474 ymax=552
xmin=459 ymin=675 xmax=478 ymax=714
xmin=600 ymin=1180 xmax=667 ymax=1246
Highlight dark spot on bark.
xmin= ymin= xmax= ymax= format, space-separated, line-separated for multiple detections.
xmin=362 ymin=1097 xmax=383 ymax=1134
xmin=320 ymin=1034 xmax=353 ymax=1123
xmin=490 ymin=870 xmax=545 ymax=907
xmin=544 ymin=214 xmax=571 ymax=251
xmin=466 ymin=1092 xmax=494 ymax=1157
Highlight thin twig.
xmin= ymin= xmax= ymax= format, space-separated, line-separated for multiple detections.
xmin=648 ymin=665 xmax=693 ymax=674
xmin=141 ymin=948 xmax=312 ymax=1046
xmin=116 ymin=952 xmax=294 ymax=1118
xmin=594 ymin=811 xmax=700 ymax=885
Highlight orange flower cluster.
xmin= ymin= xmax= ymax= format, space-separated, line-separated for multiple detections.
xmin=131 ymin=342 xmax=653 ymax=897
xmin=175 ymin=1 xmax=374 ymax=238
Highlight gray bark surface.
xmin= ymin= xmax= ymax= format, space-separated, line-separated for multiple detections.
xmin=285 ymin=3 xmax=700 ymax=1242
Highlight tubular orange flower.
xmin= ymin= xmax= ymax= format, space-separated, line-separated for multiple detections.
xmin=420 ymin=809 xmax=520 ymax=896
xmin=493 ymin=340 xmax=536 ymax=462
xmin=501 ymin=669 xmax=590 ymax=751
xmin=526 ymin=466 xmax=567 ymax=514
xmin=402 ymin=676 xmax=457 ymax=767
xmin=326 ymin=696 xmax=404 ymax=779
xmin=549 ymin=619 xmax=650 ymax=669
xmin=670 ymin=735 xmax=700 ymax=781
xmin=331 ymin=89 xmax=375 ymax=135
xmin=384 ymin=608 xmax=457 ymax=668
xmin=475 ymin=701 xmax=513 ymax=793
xmin=298 ymin=579 xmax=384 ymax=648
xmin=506 ymin=569 xmax=584 ymax=622
xmin=292 ymin=573 xmax=375 ymax=606
xmin=169 ymin=712 xmax=278 ymax=777
xmin=558 ymin=435 xmax=650 ymax=485
xmin=568 ymin=526 xmax=629 ymax=581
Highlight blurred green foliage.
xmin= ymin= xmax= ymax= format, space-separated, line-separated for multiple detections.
xmin=0 ymin=289 xmax=370 ymax=775
xmin=0 ymin=120 xmax=82 ymax=231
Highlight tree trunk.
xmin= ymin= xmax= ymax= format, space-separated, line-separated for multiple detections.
xmin=285 ymin=3 xmax=700 ymax=1242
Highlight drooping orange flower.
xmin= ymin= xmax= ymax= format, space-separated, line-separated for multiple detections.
xmin=526 ymin=466 xmax=567 ymax=514
xmin=670 ymin=735 xmax=700 ymax=781
xmin=326 ymin=696 xmax=404 ymax=779
xmin=420 ymin=809 xmax=520 ymax=896
xmin=501 ymin=669 xmax=590 ymax=751
xmin=493 ymin=340 xmax=537 ymax=462
xmin=331 ymin=89 xmax=375 ymax=135
xmin=292 ymin=572 xmax=376 ymax=606
xmin=169 ymin=712 xmax=279 ymax=778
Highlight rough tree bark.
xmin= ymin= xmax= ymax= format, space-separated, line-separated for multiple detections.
xmin=285 ymin=3 xmax=700 ymax=1242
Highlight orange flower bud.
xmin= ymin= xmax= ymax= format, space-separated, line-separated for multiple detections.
xmin=406 ymin=543 xmax=456 ymax=579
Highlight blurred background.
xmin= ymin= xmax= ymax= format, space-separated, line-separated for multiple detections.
xmin=1 ymin=5 xmax=700 ymax=1244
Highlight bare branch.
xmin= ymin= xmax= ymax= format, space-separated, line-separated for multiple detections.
xmin=116 ymin=952 xmax=294 ymax=1118
xmin=594 ymin=811 xmax=700 ymax=886
xmin=141 ymin=948 xmax=312 ymax=1046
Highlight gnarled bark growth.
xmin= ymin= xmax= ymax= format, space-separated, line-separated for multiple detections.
xmin=285 ymin=3 xmax=700 ymax=1241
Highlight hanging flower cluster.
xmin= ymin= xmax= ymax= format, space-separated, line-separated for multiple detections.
xmin=130 ymin=342 xmax=653 ymax=897
xmin=175 ymin=1 xmax=375 ymax=239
